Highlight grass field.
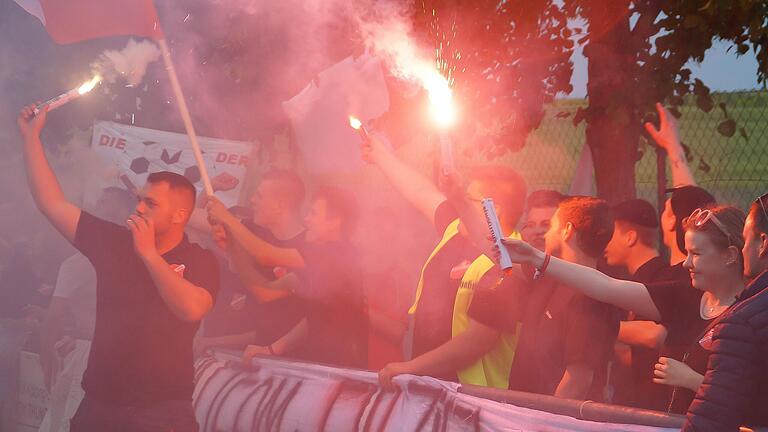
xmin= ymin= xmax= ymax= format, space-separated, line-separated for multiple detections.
xmin=494 ymin=91 xmax=768 ymax=210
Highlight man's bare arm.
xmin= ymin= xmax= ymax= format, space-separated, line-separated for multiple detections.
xmin=228 ymin=241 xmax=295 ymax=303
xmin=645 ymin=102 xmax=696 ymax=188
xmin=206 ymin=197 xmax=305 ymax=269
xmin=17 ymin=105 xmax=81 ymax=243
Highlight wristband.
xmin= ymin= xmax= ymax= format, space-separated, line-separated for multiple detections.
xmin=533 ymin=254 xmax=551 ymax=280
xmin=267 ymin=344 xmax=275 ymax=355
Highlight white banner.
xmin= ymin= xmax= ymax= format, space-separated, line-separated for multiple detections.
xmin=193 ymin=352 xmax=677 ymax=432
xmin=86 ymin=121 xmax=253 ymax=208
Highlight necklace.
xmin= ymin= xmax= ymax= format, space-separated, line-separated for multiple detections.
xmin=699 ymin=292 xmax=733 ymax=320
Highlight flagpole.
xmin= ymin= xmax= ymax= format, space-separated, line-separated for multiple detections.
xmin=157 ymin=38 xmax=214 ymax=196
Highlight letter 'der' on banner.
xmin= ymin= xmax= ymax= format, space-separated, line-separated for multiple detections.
xmin=85 ymin=121 xmax=252 ymax=208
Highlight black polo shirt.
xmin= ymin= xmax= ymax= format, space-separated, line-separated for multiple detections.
xmin=412 ymin=201 xmax=480 ymax=380
xmin=74 ymin=211 xmax=219 ymax=404
xmin=469 ymin=266 xmax=620 ymax=400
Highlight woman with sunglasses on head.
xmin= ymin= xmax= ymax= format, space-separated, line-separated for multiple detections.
xmin=499 ymin=205 xmax=746 ymax=414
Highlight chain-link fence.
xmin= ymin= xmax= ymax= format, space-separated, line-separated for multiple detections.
xmin=497 ymin=90 xmax=768 ymax=211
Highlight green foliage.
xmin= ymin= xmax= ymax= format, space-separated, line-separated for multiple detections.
xmin=415 ymin=0 xmax=768 ymax=157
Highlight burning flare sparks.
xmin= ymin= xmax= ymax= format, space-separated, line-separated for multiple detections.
xmin=34 ymin=74 xmax=102 ymax=116
xmin=423 ymin=71 xmax=456 ymax=128
xmin=77 ymin=75 xmax=102 ymax=95
xmin=348 ymin=115 xmax=369 ymax=141
xmin=348 ymin=116 xmax=363 ymax=130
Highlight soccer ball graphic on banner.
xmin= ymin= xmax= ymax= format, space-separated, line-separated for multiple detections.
xmin=88 ymin=121 xmax=253 ymax=209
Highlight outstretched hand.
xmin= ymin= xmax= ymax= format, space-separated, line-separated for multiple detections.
xmin=644 ymin=102 xmax=681 ymax=153
xmin=17 ymin=103 xmax=47 ymax=139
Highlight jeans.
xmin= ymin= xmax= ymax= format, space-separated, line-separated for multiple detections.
xmin=70 ymin=396 xmax=198 ymax=432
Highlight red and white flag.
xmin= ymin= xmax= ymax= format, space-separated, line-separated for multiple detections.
xmin=13 ymin=0 xmax=163 ymax=44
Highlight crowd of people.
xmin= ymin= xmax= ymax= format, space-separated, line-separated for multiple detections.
xmin=3 ymin=98 xmax=767 ymax=432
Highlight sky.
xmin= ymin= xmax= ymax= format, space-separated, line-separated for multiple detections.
xmin=568 ymin=39 xmax=763 ymax=99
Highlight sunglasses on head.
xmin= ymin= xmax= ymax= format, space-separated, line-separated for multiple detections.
xmin=688 ymin=208 xmax=734 ymax=246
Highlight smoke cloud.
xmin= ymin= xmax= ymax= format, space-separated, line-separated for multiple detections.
xmin=93 ymin=39 xmax=161 ymax=87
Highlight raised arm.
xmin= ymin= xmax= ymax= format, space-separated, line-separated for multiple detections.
xmin=645 ymin=102 xmax=696 ymax=188
xmin=501 ymin=238 xmax=661 ymax=321
xmin=17 ymin=104 xmax=81 ymax=243
xmin=362 ymin=134 xmax=446 ymax=225
xmin=206 ymin=197 xmax=305 ymax=269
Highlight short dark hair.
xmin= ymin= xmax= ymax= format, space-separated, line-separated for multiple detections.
xmin=147 ymin=171 xmax=197 ymax=209
xmin=469 ymin=165 xmax=527 ymax=228
xmin=615 ymin=220 xmax=658 ymax=249
xmin=749 ymin=195 xmax=768 ymax=238
xmin=527 ymin=189 xmax=566 ymax=210
xmin=314 ymin=186 xmax=359 ymax=239
xmin=261 ymin=170 xmax=305 ymax=211
xmin=557 ymin=196 xmax=614 ymax=259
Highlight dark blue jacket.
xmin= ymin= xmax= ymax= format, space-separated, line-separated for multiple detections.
xmin=683 ymin=271 xmax=768 ymax=431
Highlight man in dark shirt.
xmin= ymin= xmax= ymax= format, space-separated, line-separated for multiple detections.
xmin=604 ymin=199 xmax=690 ymax=409
xmin=208 ymin=186 xmax=368 ymax=368
xmin=470 ymin=197 xmax=620 ymax=400
xmin=18 ymin=104 xmax=219 ymax=431
xmin=196 ymin=170 xmax=307 ymax=357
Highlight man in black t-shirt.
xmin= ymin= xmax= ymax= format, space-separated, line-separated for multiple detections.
xmin=18 ymin=105 xmax=219 ymax=432
xmin=196 ymin=171 xmax=307 ymax=357
xmin=470 ymin=197 xmax=620 ymax=400
xmin=604 ymin=199 xmax=690 ymax=409
xmin=208 ymin=186 xmax=368 ymax=368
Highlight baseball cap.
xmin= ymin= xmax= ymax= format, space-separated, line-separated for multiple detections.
xmin=612 ymin=199 xmax=659 ymax=229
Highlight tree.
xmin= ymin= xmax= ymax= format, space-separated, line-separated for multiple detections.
xmin=416 ymin=0 xmax=768 ymax=202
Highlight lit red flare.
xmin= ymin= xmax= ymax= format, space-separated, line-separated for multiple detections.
xmin=34 ymin=74 xmax=102 ymax=116
xmin=348 ymin=115 xmax=370 ymax=141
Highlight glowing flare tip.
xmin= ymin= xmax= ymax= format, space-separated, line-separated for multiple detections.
xmin=77 ymin=75 xmax=102 ymax=95
xmin=348 ymin=116 xmax=362 ymax=130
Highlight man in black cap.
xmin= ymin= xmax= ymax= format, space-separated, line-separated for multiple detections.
xmin=604 ymin=198 xmax=692 ymax=410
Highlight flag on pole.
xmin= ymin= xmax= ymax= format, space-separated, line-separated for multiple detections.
xmin=13 ymin=0 xmax=162 ymax=44
xmin=14 ymin=0 xmax=215 ymax=195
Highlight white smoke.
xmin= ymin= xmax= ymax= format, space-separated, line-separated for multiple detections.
xmin=93 ymin=39 xmax=161 ymax=87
